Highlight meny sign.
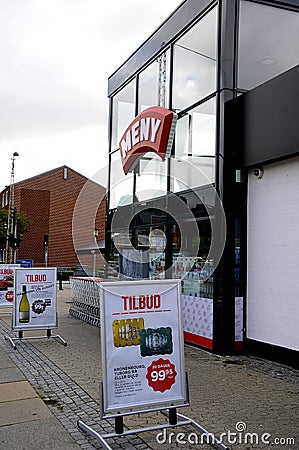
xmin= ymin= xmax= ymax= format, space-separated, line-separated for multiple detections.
xmin=119 ymin=106 xmax=177 ymax=174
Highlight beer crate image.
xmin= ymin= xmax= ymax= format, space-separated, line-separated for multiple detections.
xmin=112 ymin=318 xmax=144 ymax=347
xmin=140 ymin=327 xmax=173 ymax=357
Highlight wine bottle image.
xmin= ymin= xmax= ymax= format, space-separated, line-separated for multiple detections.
xmin=19 ymin=285 xmax=30 ymax=323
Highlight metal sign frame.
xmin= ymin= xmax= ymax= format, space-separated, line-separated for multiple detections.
xmin=12 ymin=267 xmax=58 ymax=330
xmin=5 ymin=267 xmax=66 ymax=348
xmin=100 ymin=279 xmax=187 ymax=415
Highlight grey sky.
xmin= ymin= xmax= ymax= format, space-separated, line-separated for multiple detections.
xmin=0 ymin=0 xmax=182 ymax=190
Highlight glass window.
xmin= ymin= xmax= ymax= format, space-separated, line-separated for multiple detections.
xmin=109 ymin=150 xmax=134 ymax=209
xmin=138 ymin=51 xmax=170 ymax=111
xmin=238 ymin=1 xmax=299 ymax=90
xmin=135 ymin=153 xmax=168 ymax=202
xmin=111 ymin=79 xmax=136 ymax=151
xmin=171 ymin=97 xmax=216 ymax=191
xmin=172 ymin=7 xmax=217 ymax=112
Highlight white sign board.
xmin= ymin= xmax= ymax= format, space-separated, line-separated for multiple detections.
xmin=13 ymin=268 xmax=57 ymax=330
xmin=0 ymin=264 xmax=20 ymax=308
xmin=100 ymin=279 xmax=186 ymax=414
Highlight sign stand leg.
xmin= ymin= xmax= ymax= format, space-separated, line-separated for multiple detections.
xmin=115 ymin=415 xmax=123 ymax=435
xmin=4 ymin=335 xmax=17 ymax=350
xmin=0 ymin=310 xmax=13 ymax=315
xmin=162 ymin=409 xmax=229 ymax=450
xmin=168 ymin=407 xmax=177 ymax=426
xmin=4 ymin=329 xmax=67 ymax=348
xmin=77 ymin=420 xmax=114 ymax=450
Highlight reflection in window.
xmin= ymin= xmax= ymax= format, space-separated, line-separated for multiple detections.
xmin=171 ymin=97 xmax=216 ymax=191
xmin=111 ymin=80 xmax=136 ymax=151
xmin=109 ymin=151 xmax=134 ymax=209
xmin=238 ymin=1 xmax=299 ymax=90
xmin=138 ymin=51 xmax=170 ymax=112
xmin=135 ymin=153 xmax=167 ymax=202
xmin=173 ymin=7 xmax=217 ymax=112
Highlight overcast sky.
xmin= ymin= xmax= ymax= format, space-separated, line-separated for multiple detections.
xmin=0 ymin=0 xmax=183 ymax=191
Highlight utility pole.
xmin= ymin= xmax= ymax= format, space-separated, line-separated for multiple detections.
xmin=5 ymin=152 xmax=19 ymax=264
xmin=12 ymin=206 xmax=18 ymax=264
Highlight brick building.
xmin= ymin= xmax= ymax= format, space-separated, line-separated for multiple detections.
xmin=1 ymin=165 xmax=106 ymax=272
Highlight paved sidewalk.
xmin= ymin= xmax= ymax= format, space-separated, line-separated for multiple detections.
xmin=0 ymin=345 xmax=81 ymax=450
xmin=0 ymin=283 xmax=298 ymax=450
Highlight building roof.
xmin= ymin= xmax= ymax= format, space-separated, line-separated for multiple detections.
xmin=0 ymin=165 xmax=106 ymax=195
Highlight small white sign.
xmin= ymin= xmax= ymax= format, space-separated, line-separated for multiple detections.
xmin=13 ymin=268 xmax=57 ymax=330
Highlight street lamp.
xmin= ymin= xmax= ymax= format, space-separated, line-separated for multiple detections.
xmin=92 ymin=228 xmax=99 ymax=277
xmin=6 ymin=152 xmax=19 ymax=264
xmin=44 ymin=234 xmax=49 ymax=267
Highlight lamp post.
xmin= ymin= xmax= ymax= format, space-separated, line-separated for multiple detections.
xmin=92 ymin=228 xmax=99 ymax=277
xmin=44 ymin=234 xmax=49 ymax=267
xmin=6 ymin=152 xmax=19 ymax=264
xmin=91 ymin=249 xmax=96 ymax=277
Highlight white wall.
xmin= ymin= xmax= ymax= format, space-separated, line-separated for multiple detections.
xmin=247 ymin=157 xmax=299 ymax=351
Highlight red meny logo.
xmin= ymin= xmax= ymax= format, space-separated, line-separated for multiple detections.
xmin=119 ymin=106 xmax=177 ymax=174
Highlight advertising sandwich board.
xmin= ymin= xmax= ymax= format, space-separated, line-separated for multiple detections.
xmin=13 ymin=268 xmax=57 ymax=330
xmin=100 ymin=279 xmax=186 ymax=414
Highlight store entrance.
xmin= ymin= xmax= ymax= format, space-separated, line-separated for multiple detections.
xmin=107 ymin=196 xmax=212 ymax=290
xmin=128 ymin=208 xmax=181 ymax=280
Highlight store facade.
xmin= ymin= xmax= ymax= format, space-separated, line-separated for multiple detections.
xmin=105 ymin=0 xmax=299 ymax=360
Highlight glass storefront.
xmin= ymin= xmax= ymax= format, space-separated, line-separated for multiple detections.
xmin=107 ymin=0 xmax=299 ymax=352
xmin=108 ymin=4 xmax=218 ymax=205
xmin=107 ymin=186 xmax=215 ymax=296
xmin=106 ymin=2 xmax=221 ymax=351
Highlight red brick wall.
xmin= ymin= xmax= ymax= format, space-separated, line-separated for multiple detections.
xmin=9 ymin=166 xmax=106 ymax=269
xmin=19 ymin=188 xmax=50 ymax=265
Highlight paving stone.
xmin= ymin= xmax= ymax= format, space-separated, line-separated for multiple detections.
xmin=0 ymin=286 xmax=298 ymax=450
